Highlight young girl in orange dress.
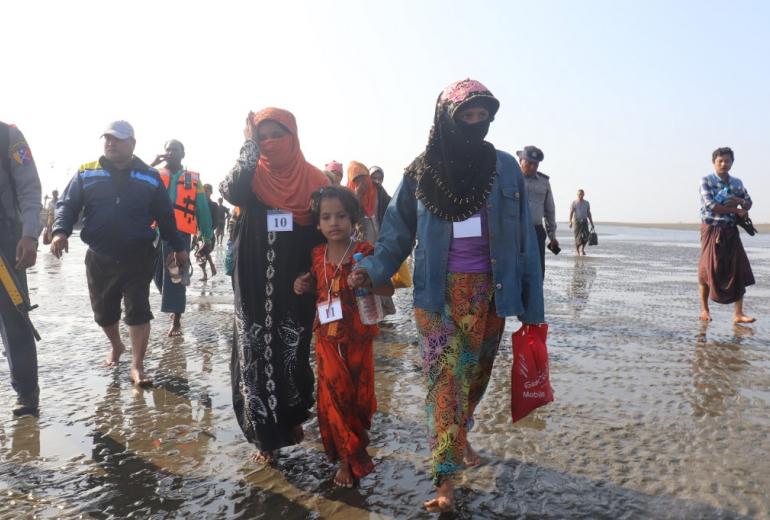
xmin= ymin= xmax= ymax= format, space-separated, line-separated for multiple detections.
xmin=293 ymin=186 xmax=393 ymax=488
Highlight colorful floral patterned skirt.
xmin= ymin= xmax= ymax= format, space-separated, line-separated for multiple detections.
xmin=414 ymin=272 xmax=505 ymax=486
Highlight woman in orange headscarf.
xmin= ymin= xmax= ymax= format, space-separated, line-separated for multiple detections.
xmin=220 ymin=108 xmax=329 ymax=466
xmin=347 ymin=161 xmax=379 ymax=244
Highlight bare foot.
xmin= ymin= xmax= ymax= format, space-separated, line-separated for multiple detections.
xmin=424 ymin=497 xmax=453 ymax=513
xmin=699 ymin=310 xmax=712 ymax=322
xmin=424 ymin=481 xmax=454 ymax=513
xmin=211 ymin=265 xmax=217 ymax=277
xmin=334 ymin=461 xmax=354 ymax=488
xmin=103 ymin=343 xmax=126 ymax=367
xmin=734 ymin=314 xmax=756 ymax=324
xmin=291 ymin=424 xmax=305 ymax=444
xmin=130 ymin=366 xmax=153 ymax=387
xmin=167 ymin=322 xmax=183 ymax=337
xmin=251 ymin=450 xmax=276 ymax=466
xmin=464 ymin=442 xmax=481 ymax=467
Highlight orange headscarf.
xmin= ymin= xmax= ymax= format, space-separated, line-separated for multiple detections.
xmin=346 ymin=161 xmax=377 ymax=218
xmin=250 ymin=108 xmax=329 ymax=226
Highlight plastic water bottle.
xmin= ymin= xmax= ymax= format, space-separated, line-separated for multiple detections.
xmin=715 ymin=187 xmax=731 ymax=204
xmin=352 ymin=252 xmax=384 ymax=325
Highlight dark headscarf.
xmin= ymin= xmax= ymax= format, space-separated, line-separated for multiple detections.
xmin=405 ymin=79 xmax=500 ymax=221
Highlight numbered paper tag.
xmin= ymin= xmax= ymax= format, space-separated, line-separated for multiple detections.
xmin=267 ymin=210 xmax=293 ymax=232
xmin=318 ymin=298 xmax=343 ymax=324
xmin=453 ymin=215 xmax=482 ymax=238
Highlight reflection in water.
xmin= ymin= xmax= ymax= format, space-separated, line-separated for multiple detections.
xmin=567 ymin=257 xmax=596 ymax=316
xmin=88 ymin=341 xmax=215 ymax=517
xmin=690 ymin=324 xmax=751 ymax=417
xmin=151 ymin=339 xmax=214 ymax=468
xmin=10 ymin=416 xmax=41 ymax=459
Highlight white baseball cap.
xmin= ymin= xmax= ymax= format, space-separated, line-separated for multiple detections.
xmin=102 ymin=120 xmax=135 ymax=140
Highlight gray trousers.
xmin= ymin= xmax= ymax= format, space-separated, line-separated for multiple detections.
xmin=0 ymin=237 xmax=39 ymax=400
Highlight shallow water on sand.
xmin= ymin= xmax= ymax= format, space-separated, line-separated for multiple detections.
xmin=1 ymin=225 xmax=768 ymax=519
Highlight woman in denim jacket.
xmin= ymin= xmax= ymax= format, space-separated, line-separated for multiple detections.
xmin=350 ymin=79 xmax=544 ymax=512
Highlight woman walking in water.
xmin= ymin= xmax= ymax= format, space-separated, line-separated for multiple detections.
xmin=349 ymin=79 xmax=544 ymax=512
xmin=220 ymin=108 xmax=329 ymax=465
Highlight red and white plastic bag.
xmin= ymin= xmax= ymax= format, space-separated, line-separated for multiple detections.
xmin=511 ymin=323 xmax=554 ymax=422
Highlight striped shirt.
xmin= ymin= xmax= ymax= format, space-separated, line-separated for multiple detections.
xmin=699 ymin=173 xmax=751 ymax=226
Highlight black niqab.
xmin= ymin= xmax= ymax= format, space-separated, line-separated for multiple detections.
xmin=405 ymin=88 xmax=499 ymax=221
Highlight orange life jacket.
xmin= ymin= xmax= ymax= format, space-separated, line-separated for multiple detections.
xmin=159 ymin=168 xmax=200 ymax=235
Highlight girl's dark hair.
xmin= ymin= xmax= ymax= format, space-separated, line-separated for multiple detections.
xmin=310 ymin=185 xmax=363 ymax=226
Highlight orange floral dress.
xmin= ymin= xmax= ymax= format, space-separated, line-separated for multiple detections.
xmin=310 ymin=241 xmax=378 ymax=479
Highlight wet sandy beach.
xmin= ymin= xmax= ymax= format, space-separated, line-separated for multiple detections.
xmin=1 ymin=225 xmax=768 ymax=519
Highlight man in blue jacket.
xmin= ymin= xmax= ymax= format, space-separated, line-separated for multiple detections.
xmin=50 ymin=121 xmax=188 ymax=386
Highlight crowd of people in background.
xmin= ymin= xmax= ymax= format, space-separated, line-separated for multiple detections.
xmin=0 ymin=76 xmax=757 ymax=513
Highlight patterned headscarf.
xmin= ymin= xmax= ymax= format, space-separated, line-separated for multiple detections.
xmin=404 ymin=79 xmax=500 ymax=221
xmin=325 ymin=160 xmax=343 ymax=175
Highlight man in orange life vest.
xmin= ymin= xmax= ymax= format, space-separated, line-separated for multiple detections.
xmin=151 ymin=140 xmax=213 ymax=337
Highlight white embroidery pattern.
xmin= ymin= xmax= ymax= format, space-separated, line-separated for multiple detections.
xmin=235 ymin=307 xmax=269 ymax=426
xmin=234 ymin=221 xmax=307 ymax=430
xmin=263 ymin=230 xmax=279 ymax=423
xmin=279 ymin=317 xmax=304 ymax=406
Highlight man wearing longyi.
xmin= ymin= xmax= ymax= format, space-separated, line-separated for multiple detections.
xmin=50 ymin=121 xmax=188 ymax=385
xmin=698 ymin=146 xmax=755 ymax=324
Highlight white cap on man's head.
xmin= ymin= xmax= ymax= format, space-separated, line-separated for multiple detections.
xmin=102 ymin=120 xmax=135 ymax=140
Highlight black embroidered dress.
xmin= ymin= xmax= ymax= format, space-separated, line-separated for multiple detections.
xmin=220 ymin=140 xmax=321 ymax=451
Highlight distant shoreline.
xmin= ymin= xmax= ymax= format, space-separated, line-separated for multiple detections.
xmin=591 ymin=221 xmax=770 ymax=233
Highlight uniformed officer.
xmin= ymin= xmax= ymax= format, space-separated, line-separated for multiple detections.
xmin=517 ymin=145 xmax=558 ymax=277
xmin=0 ymin=121 xmax=42 ymax=416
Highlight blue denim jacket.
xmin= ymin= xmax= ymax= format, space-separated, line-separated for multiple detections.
xmin=358 ymin=150 xmax=544 ymax=322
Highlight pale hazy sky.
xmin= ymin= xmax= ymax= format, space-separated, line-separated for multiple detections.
xmin=3 ymin=0 xmax=769 ymax=223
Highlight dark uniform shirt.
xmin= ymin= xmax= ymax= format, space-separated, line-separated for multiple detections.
xmin=0 ymin=123 xmax=42 ymax=239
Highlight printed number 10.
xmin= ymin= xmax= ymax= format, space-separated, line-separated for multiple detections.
xmin=274 ymin=217 xmax=287 ymax=228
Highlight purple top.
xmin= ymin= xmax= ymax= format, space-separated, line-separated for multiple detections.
xmin=447 ymin=209 xmax=492 ymax=273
